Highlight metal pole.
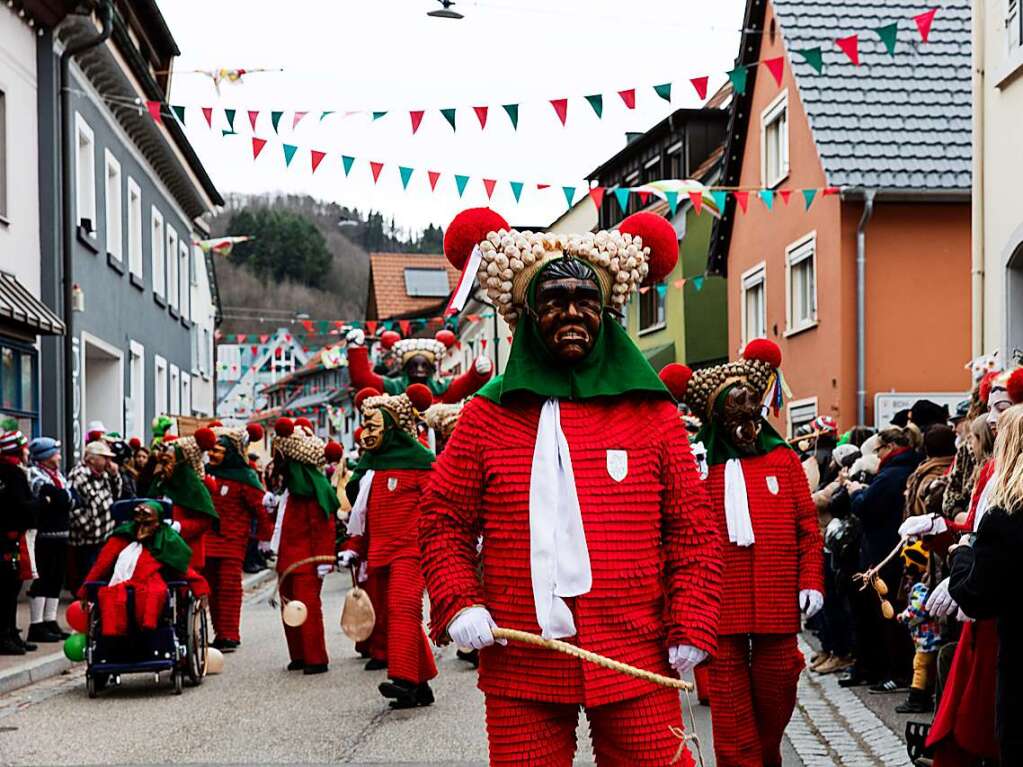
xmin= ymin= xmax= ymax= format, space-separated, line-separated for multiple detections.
xmin=856 ymin=190 xmax=875 ymax=425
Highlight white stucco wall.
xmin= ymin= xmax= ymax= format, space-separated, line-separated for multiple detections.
xmin=190 ymin=243 xmax=217 ymax=415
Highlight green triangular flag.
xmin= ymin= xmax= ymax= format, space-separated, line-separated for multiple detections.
xmin=795 ymin=47 xmax=824 ymax=74
xmin=455 ymin=174 xmax=469 ymax=197
xmin=171 ymin=105 xmax=186 ymax=124
xmin=585 ymin=94 xmax=603 ymax=118
xmin=341 ymin=155 xmax=355 ymax=176
xmin=759 ymin=190 xmax=774 ymax=210
xmin=802 ymin=188 xmax=817 ymax=209
xmin=875 ymin=22 xmax=898 ymax=55
xmin=441 ymin=108 xmax=457 ymax=131
xmin=502 ymin=104 xmax=519 ymax=130
xmin=372 ymin=111 xmax=388 ymax=121
xmin=510 ymin=181 xmax=524 ymax=203
xmin=614 ymin=188 xmax=630 ymax=214
xmin=320 ymin=111 xmax=334 ymax=121
xmin=654 ymin=83 xmax=672 ymax=102
xmin=727 ymin=66 xmax=749 ymax=96
xmin=224 ymin=109 xmax=236 ymax=130
xmin=399 ymin=166 xmax=414 ymax=189
xmin=692 ymin=275 xmax=705 ymax=292
xmin=711 ymin=190 xmax=727 ymax=213
xmin=271 ymin=111 xmax=283 ymax=133
xmin=221 ymin=129 xmax=237 ymax=137
xmin=282 ymin=144 xmax=298 ymax=167
xmin=563 ymin=186 xmax=576 ymax=207
xmin=665 ymin=190 xmax=679 ymax=216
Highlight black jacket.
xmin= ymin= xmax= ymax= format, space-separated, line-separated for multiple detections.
xmin=850 ymin=449 xmax=921 ymax=570
xmin=0 ymin=461 xmax=39 ymax=560
xmin=949 ymin=505 xmax=1023 ymax=766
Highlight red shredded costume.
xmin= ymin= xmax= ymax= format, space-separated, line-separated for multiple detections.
xmin=347 ymin=345 xmax=490 ymax=404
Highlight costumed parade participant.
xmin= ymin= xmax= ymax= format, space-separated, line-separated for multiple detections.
xmin=339 ymin=383 xmax=437 ymax=709
xmin=665 ymin=342 xmax=824 ymax=767
xmin=205 ymin=423 xmax=273 ymax=652
xmin=0 ymin=431 xmax=40 ymax=655
xmin=346 ymin=326 xmax=493 ymax=404
xmin=268 ymin=418 xmax=339 ymax=675
xmin=419 ymin=208 xmax=722 ymax=766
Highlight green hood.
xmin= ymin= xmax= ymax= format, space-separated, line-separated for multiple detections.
xmin=285 ymin=460 xmax=341 ymax=519
xmin=151 ymin=449 xmax=218 ymax=520
xmin=111 ymin=500 xmax=193 ymax=573
xmin=207 ymin=437 xmax=263 ymax=491
xmin=697 ymin=384 xmax=791 ymax=466
xmin=346 ymin=412 xmax=435 ymax=504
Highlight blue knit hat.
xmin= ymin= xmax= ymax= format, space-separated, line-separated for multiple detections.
xmin=29 ymin=437 xmax=61 ymax=462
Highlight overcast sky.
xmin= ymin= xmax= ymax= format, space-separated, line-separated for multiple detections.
xmin=163 ymin=0 xmax=747 ymax=235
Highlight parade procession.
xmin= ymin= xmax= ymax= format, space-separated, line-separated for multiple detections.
xmin=2 ymin=0 xmax=1023 ymax=765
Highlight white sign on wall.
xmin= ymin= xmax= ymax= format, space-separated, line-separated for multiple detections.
xmin=873 ymin=392 xmax=968 ymax=430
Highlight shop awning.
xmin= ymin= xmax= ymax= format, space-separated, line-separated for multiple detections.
xmin=642 ymin=341 xmax=676 ymax=372
xmin=0 ymin=271 xmax=65 ymax=335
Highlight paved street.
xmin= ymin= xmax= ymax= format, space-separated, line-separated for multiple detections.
xmin=0 ymin=573 xmax=911 ymax=766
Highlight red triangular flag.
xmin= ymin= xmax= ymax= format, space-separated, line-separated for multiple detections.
xmin=689 ymin=192 xmax=703 ymax=216
xmin=483 ymin=179 xmax=497 ymax=199
xmin=250 ymin=345 xmax=258 ymax=356
xmin=370 ymin=161 xmax=384 ymax=183
xmin=292 ymin=111 xmax=308 ymax=130
xmin=259 ymin=334 xmax=270 ymax=343
xmin=589 ymin=187 xmax=605 ymax=210
xmin=637 ymin=191 xmax=650 ymax=206
xmin=146 ymin=101 xmax=163 ymax=123
xmin=427 ymin=170 xmax=441 ymax=191
xmin=310 ymin=150 xmax=326 ymax=173
xmin=480 ymin=339 xmax=487 ymax=350
xmin=822 ymin=186 xmax=840 ymax=196
xmin=734 ymin=191 xmax=750 ymax=213
xmin=762 ymin=56 xmax=785 ymax=85
xmin=914 ymin=8 xmax=938 ymax=43
xmin=537 ymin=183 xmax=550 ymax=190
xmin=410 ymin=110 xmax=425 ymax=134
xmin=251 ymin=137 xmax=267 ymax=159
xmin=507 ymin=335 xmax=514 ymax=345
xmin=618 ymin=89 xmax=636 ymax=109
xmin=365 ymin=321 xmax=378 ymax=335
xmin=779 ymin=189 xmax=792 ymax=205
xmin=202 ymin=107 xmax=213 ymax=127
xmin=836 ymin=34 xmax=860 ymax=66
xmin=247 ymin=110 xmax=259 ymax=131
xmin=399 ymin=320 xmax=411 ymax=335
xmin=550 ymin=98 xmax=568 ymax=126
xmin=690 ymin=76 xmax=709 ymax=100
xmin=473 ymin=106 xmax=488 ymax=129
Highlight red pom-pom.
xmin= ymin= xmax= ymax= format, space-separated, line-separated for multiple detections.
xmin=659 ymin=363 xmax=693 ymax=401
xmin=1008 ymin=368 xmax=1023 ymax=405
xmin=618 ymin=211 xmax=679 ymax=285
xmin=246 ymin=423 xmax=264 ymax=443
xmin=207 ymin=420 xmax=224 ymax=428
xmin=435 ymin=329 xmax=456 ymax=348
xmin=405 ymin=383 xmax=434 ymax=412
xmin=743 ymin=338 xmax=782 ymax=369
xmin=194 ymin=427 xmax=217 ymax=452
xmin=324 ymin=440 xmax=344 ymax=463
xmin=354 ymin=387 xmax=380 ymax=408
xmin=295 ymin=417 xmax=314 ymax=431
xmin=443 ymin=208 xmax=509 ymax=270
xmin=129 ymin=437 xmax=141 ymax=450
xmin=274 ymin=418 xmax=294 ymax=438
xmin=353 ymin=427 xmax=364 ymax=442
xmin=979 ymin=369 xmax=1000 ymax=404
xmin=380 ymin=330 xmax=401 ymax=349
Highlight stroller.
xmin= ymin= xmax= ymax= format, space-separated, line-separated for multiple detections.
xmin=82 ymin=499 xmax=208 ymax=697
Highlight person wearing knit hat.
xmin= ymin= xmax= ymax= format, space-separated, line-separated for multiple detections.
xmin=340 ymin=384 xmax=437 ymax=709
xmin=268 ymin=418 xmax=339 ymax=675
xmin=419 ymin=208 xmax=721 ymax=764
xmin=204 ymin=424 xmax=273 ymax=652
xmin=0 ymin=431 xmax=40 ymax=655
xmin=666 ymin=340 xmax=824 ymax=767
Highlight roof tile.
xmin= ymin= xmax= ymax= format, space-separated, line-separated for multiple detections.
xmin=368 ymin=252 xmax=459 ymax=320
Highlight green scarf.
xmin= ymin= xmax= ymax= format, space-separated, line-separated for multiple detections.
xmin=207 ymin=438 xmax=263 ymax=491
xmin=286 ymin=460 xmax=341 ymax=519
xmin=346 ymin=412 xmax=435 ymax=504
xmin=382 ymin=373 xmax=448 ymax=397
xmin=110 ymin=500 xmax=193 ymax=573
xmin=697 ymin=385 xmax=791 ymax=466
xmin=151 ymin=448 xmax=218 ymax=520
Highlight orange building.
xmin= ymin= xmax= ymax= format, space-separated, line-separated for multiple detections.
xmin=709 ymin=0 xmax=973 ymax=433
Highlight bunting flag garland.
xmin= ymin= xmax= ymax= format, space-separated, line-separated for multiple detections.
xmin=399 ymin=166 xmax=414 ymax=189
xmin=341 ymin=155 xmax=355 ymax=176
xmin=734 ymin=190 xmax=750 ymax=213
xmin=637 ymin=191 xmax=651 ymax=206
xmin=654 ymin=83 xmax=672 ymax=102
xmin=282 ymin=143 xmax=298 ymax=167
xmin=171 ymin=105 xmax=186 ymax=124
xmin=588 ymin=186 xmax=605 ymax=211
xmin=802 ymin=188 xmax=817 ymax=209
xmin=251 ymin=137 xmax=267 ymax=159
xmin=292 ymin=111 xmax=308 ymax=130
xmin=247 ymin=109 xmax=259 ymax=130
xmin=586 ymin=94 xmax=603 ymax=118
xmin=762 ymin=56 xmax=785 ymax=86
xmin=563 ymin=186 xmax=576 ymax=207
xmin=441 ymin=108 xmax=457 ymax=131
xmin=836 ymin=34 xmax=860 ymax=66
xmin=779 ymin=189 xmax=792 ymax=205
xmin=271 ymin=111 xmax=283 ymax=133
xmin=320 ymin=111 xmax=334 ymax=121
xmin=759 ymin=190 xmax=774 ymax=210
xmin=473 ymin=106 xmax=488 ymax=129
xmin=502 ymin=103 xmax=519 ymax=130
xmin=688 ymin=192 xmax=703 ymax=216
xmin=711 ymin=190 xmax=727 ymax=214
xmin=196 ymin=236 xmax=252 ymax=256
xmin=224 ymin=109 xmax=236 ymax=130
xmin=510 ymin=181 xmax=524 ymax=202
xmin=146 ymin=100 xmax=162 ymax=123
xmin=410 ymin=110 xmax=425 ymax=134
xmin=537 ymin=183 xmax=550 ymax=190
xmin=370 ymin=161 xmax=384 ymax=183
xmin=690 ymin=76 xmax=709 ymax=100
xmin=692 ymin=275 xmax=705 ymax=292
xmin=795 ymin=47 xmax=825 ymax=74
xmin=727 ymin=66 xmax=749 ymax=96
xmin=428 ymin=170 xmax=441 ymax=191
xmin=550 ymin=98 xmax=569 ymax=126
xmin=455 ymin=174 xmax=469 ymax=197
xmin=614 ymin=187 xmax=630 ymax=214
xmin=618 ymin=89 xmax=636 ymax=109
xmin=915 ymin=8 xmax=938 ymax=42
xmin=310 ymin=150 xmax=326 ymax=173
xmin=666 ymin=190 xmax=679 ymax=215
xmin=875 ymin=22 xmax=899 ymax=55
xmin=483 ymin=178 xmax=497 ymax=199
xmin=372 ymin=111 xmax=387 ymax=121
xmin=202 ymin=107 xmax=213 ymax=127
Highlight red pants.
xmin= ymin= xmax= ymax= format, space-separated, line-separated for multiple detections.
xmin=98 ymin=582 xmax=166 ymax=637
xmin=355 ymin=569 xmax=388 ymax=662
xmin=380 ymin=558 xmax=436 ymax=685
xmin=204 ymin=556 xmax=244 ymax=642
xmin=280 ymin=572 xmax=328 ymax=666
xmin=484 ymin=689 xmax=691 ymax=767
xmin=706 ymin=634 xmax=803 ymax=767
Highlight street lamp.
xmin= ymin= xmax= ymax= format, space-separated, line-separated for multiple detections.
xmin=427 ymin=0 xmax=463 ymax=19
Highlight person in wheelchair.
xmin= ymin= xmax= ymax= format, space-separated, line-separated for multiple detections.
xmin=77 ymin=500 xmax=208 ymax=637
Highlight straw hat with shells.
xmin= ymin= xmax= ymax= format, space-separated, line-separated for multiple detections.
xmin=357 ymin=384 xmax=434 ymax=440
xmin=273 ymin=417 xmax=327 ymax=466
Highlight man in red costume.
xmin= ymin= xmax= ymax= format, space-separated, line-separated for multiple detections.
xmin=269 ymin=418 xmax=339 ymax=675
xmin=419 ymin=208 xmax=722 ymax=766
xmin=339 ymin=383 xmax=437 ymax=709
xmin=205 ymin=423 xmax=273 ymax=652
xmin=664 ymin=342 xmax=824 ymax=767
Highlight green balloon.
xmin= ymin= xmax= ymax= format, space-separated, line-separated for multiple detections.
xmin=63 ymin=632 xmax=87 ymax=662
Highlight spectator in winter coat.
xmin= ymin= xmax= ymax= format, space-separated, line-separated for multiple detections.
xmin=903 ymin=425 xmax=957 ymax=521
xmin=0 ymin=431 xmax=40 ymax=655
xmin=67 ymin=440 xmax=121 ymax=593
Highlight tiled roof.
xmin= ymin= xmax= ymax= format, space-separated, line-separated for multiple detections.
xmin=774 ymin=0 xmax=971 ymax=191
xmin=368 ymin=253 xmax=459 ymax=320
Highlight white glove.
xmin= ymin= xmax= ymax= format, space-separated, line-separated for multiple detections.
xmin=316 ymin=564 xmax=333 ymax=578
xmin=956 ymin=607 xmax=975 ymax=624
xmin=800 ymin=589 xmax=824 ymax=619
xmin=898 ymin=514 xmax=948 ymax=539
xmin=474 ymin=356 xmax=492 ymax=375
xmin=346 ymin=328 xmax=365 ymax=345
xmin=257 ymin=541 xmax=273 ymax=554
xmin=926 ymin=578 xmax=958 ymax=617
xmin=447 ymin=606 xmax=506 ymax=650
xmin=162 ymin=519 xmax=182 ymax=533
xmin=668 ymin=645 xmax=708 ymax=675
xmin=262 ymin=492 xmax=277 ymax=511
xmin=337 ymin=550 xmax=359 ymax=568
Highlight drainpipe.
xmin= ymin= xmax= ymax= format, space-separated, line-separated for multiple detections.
xmin=59 ymin=0 xmax=113 ymax=456
xmin=856 ymin=190 xmax=876 ymax=425
xmin=971 ymin=0 xmax=985 ymax=357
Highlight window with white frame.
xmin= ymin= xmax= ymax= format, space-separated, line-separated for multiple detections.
xmin=741 ymin=263 xmax=767 ymax=344
xmin=201 ymin=328 xmax=211 ymax=375
xmin=169 ymin=364 xmax=180 ymax=415
xmin=151 ymin=208 xmax=165 ymax=296
xmin=0 ymin=90 xmax=7 ymax=220
xmin=181 ymin=374 xmax=191 ymax=416
xmin=786 ymin=232 xmax=818 ymax=333
xmin=154 ymin=355 xmax=167 ymax=416
xmin=787 ymin=397 xmax=818 ymax=439
xmin=128 ymin=341 xmax=145 ymax=440
xmin=1010 ymin=0 xmax=1021 ymax=49
xmin=179 ymin=240 xmax=190 ymax=320
xmin=75 ymin=114 xmax=96 ymax=234
xmin=190 ymin=243 xmax=199 ymax=286
xmin=167 ymin=227 xmax=179 ymax=309
xmin=127 ymin=178 xmax=142 ymax=277
xmin=761 ymin=91 xmax=789 ymax=188
xmin=104 ymin=150 xmax=122 ymax=259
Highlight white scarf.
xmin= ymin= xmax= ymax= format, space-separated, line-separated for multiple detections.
xmin=529 ymin=399 xmax=592 ymax=640
xmin=109 ymin=541 xmax=144 ymax=586
xmin=269 ymin=490 xmax=290 ymax=554
xmin=724 ymin=459 xmax=756 ymax=547
xmin=345 ymin=470 xmax=375 ymax=537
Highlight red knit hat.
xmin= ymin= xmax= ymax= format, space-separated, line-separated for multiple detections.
xmin=659 ymin=363 xmax=693 ymax=402
xmin=324 ymin=440 xmax=344 ymax=463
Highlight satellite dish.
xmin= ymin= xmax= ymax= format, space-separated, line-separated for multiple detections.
xmin=427 ymin=0 xmax=463 ymax=19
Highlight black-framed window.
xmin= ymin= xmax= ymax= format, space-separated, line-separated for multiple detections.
xmin=0 ymin=339 xmax=38 ymax=437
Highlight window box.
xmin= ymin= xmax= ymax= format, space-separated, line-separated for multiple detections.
xmin=77 ymin=225 xmax=99 ymax=253
xmin=130 ymin=273 xmax=144 ymax=290
xmin=107 ymin=253 xmax=125 ymax=274
xmin=154 ymin=292 xmax=166 ymax=308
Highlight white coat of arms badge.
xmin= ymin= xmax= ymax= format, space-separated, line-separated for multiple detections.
xmin=387 ymin=477 xmax=398 ymax=492
xmin=220 ymin=485 xmax=229 ymax=496
xmin=606 ymin=450 xmax=628 ymax=482
xmin=766 ymin=475 xmax=780 ymax=495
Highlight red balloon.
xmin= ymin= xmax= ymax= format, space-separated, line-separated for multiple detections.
xmin=66 ymin=600 xmax=89 ymax=633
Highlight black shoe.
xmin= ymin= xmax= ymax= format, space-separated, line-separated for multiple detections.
xmin=896 ymin=691 xmax=934 ymax=714
xmin=27 ymin=623 xmax=63 ymax=643
xmin=212 ymin=638 xmax=240 ymax=653
xmin=44 ymin=621 xmax=71 ymax=640
xmin=243 ymin=562 xmax=263 ymax=574
xmin=286 ymin=660 xmax=305 ymax=671
xmin=380 ymin=678 xmax=433 ymax=709
xmin=13 ymin=632 xmax=37 ymax=652
xmin=364 ymin=658 xmax=388 ymax=671
xmin=303 ymin=663 xmax=328 ymax=675
xmin=838 ymin=671 xmax=875 ymax=688
xmin=456 ymin=649 xmax=479 ymax=668
xmin=388 ymin=682 xmax=435 ymax=710
xmin=869 ymin=679 xmax=907 ymax=694
xmin=0 ymin=638 xmax=26 ymax=656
